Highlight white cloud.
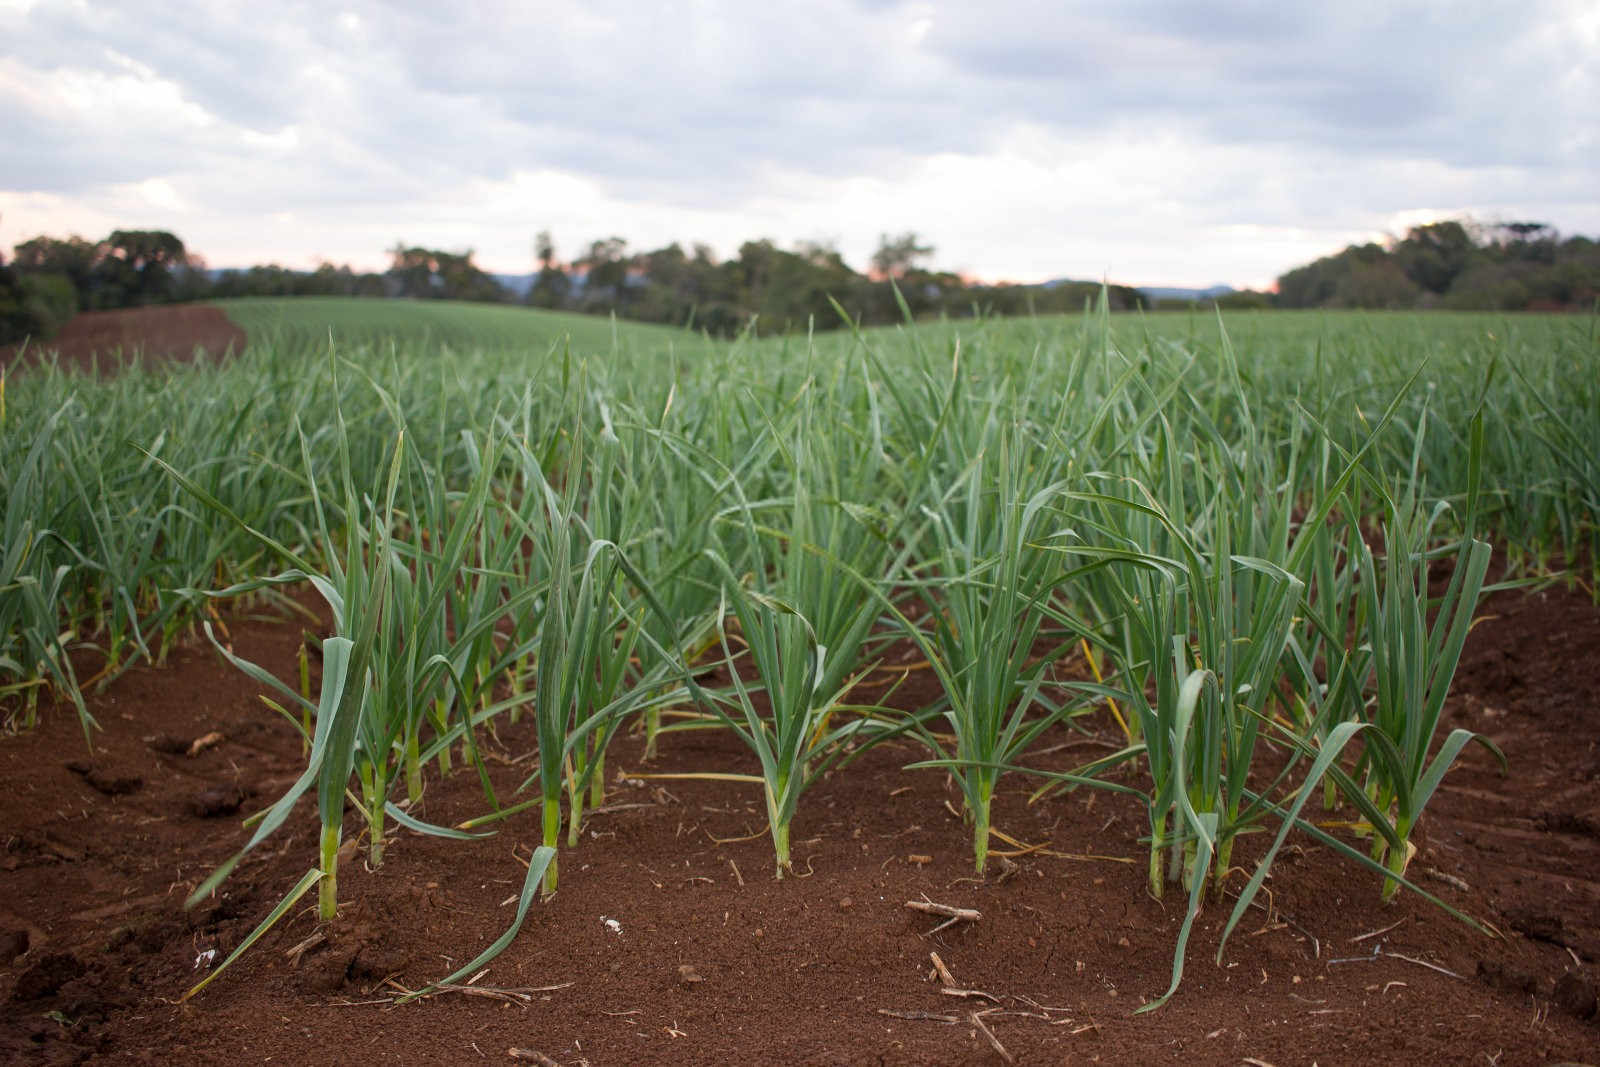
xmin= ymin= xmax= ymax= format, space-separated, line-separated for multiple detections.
xmin=1 ymin=0 xmax=1596 ymax=288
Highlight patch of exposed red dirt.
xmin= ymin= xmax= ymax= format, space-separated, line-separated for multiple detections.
xmin=1 ymin=578 xmax=1597 ymax=1064
xmin=2 ymin=304 xmax=246 ymax=375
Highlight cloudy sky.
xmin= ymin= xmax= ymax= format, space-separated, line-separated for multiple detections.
xmin=1 ymin=1 xmax=1595 ymax=289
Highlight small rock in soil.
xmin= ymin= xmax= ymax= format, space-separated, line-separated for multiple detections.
xmin=186 ymin=784 xmax=247 ymax=818
xmin=296 ymin=917 xmax=402 ymax=992
xmin=133 ymin=917 xmax=183 ymax=954
xmin=1263 ymin=937 xmax=1302 ymax=963
xmin=63 ymin=996 xmax=120 ymax=1025
xmin=1505 ymin=907 xmax=1569 ymax=947
xmin=1554 ymin=972 xmax=1598 ymax=1020
xmin=146 ymin=734 xmax=190 ymax=756
xmin=350 ymin=941 xmax=412 ymax=982
xmin=11 ymin=953 xmax=86 ymax=1001
xmin=300 ymin=942 xmax=361 ymax=993
xmin=0 ymin=928 xmax=27 ymax=964
xmin=192 ymin=892 xmax=253 ymax=928
xmin=64 ymin=761 xmax=143 ymax=797
xmin=1534 ymin=809 xmax=1599 ymax=837
xmin=1477 ymin=959 xmax=1539 ymax=995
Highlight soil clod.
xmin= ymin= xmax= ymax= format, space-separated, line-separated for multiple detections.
xmin=186 ymin=784 xmax=247 ymax=819
xmin=11 ymin=953 xmax=85 ymax=1001
xmin=1477 ymin=959 xmax=1539 ymax=995
xmin=64 ymin=761 xmax=143 ymax=797
xmin=0 ymin=929 xmax=27 ymax=964
xmin=1554 ymin=971 xmax=1598 ymax=1020
xmin=1505 ymin=907 xmax=1569 ymax=947
xmin=146 ymin=734 xmax=190 ymax=755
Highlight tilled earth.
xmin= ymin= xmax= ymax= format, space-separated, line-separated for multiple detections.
xmin=1 ymin=572 xmax=1597 ymax=1065
xmin=2 ymin=305 xmax=247 ymax=374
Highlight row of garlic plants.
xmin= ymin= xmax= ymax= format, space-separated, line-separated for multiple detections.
xmin=2 ymin=301 xmax=1595 ymax=1006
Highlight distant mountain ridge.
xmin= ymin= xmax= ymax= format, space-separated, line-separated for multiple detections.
xmin=490 ymin=273 xmax=535 ymax=297
xmin=1036 ymin=277 xmax=1237 ymax=302
xmin=1137 ymin=284 xmax=1236 ymax=302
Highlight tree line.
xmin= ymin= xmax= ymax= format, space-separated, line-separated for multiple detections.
xmin=0 ymin=228 xmax=1154 ymax=346
xmin=3 ymin=217 xmax=1595 ymax=346
xmin=2 ymin=230 xmax=205 ymax=344
xmin=1271 ymin=219 xmax=1599 ymax=311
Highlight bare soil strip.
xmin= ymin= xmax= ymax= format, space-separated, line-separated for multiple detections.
xmin=1 ymin=577 xmax=1596 ymax=1063
xmin=2 ymin=305 xmax=247 ymax=375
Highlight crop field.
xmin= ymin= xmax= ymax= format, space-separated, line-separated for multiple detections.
xmin=1 ymin=298 xmax=1597 ymax=1063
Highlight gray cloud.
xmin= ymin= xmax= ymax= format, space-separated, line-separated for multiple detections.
xmin=1 ymin=0 xmax=1594 ymax=283
xmin=925 ymin=1 xmax=1592 ymax=168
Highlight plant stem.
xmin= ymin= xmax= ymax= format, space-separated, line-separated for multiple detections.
xmin=589 ymin=748 xmax=605 ymax=810
xmin=541 ymin=798 xmax=561 ymax=896
xmin=765 ymin=780 xmax=791 ymax=878
xmin=405 ymin=732 xmax=422 ymax=803
xmin=972 ymin=793 xmax=992 ymax=875
xmin=369 ymin=764 xmax=387 ymax=868
xmin=318 ymin=823 xmax=340 ymax=920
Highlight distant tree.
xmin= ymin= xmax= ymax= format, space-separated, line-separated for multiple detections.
xmin=685 ymin=244 xmax=742 ymax=333
xmin=213 ymin=264 xmax=295 ymax=299
xmin=1488 ymin=221 xmax=1558 ymax=265
xmin=304 ymin=262 xmax=354 ymax=296
xmin=794 ymin=239 xmax=847 ymax=272
xmin=18 ymin=272 xmax=81 ymax=335
xmin=1390 ymin=220 xmax=1475 ymax=295
xmin=13 ymin=234 xmax=97 ymax=287
xmin=351 ymin=269 xmax=389 ymax=298
xmin=574 ymin=237 xmax=630 ymax=310
xmin=387 ymin=243 xmax=506 ymax=302
xmin=1334 ymin=258 xmax=1421 ymax=309
xmin=1277 ymin=243 xmax=1405 ymax=308
xmin=1213 ymin=289 xmax=1273 ymax=310
xmin=0 ymin=251 xmax=41 ymax=344
xmin=387 ymin=244 xmax=436 ymax=297
xmin=631 ymin=242 xmax=696 ymax=324
xmin=729 ymin=239 xmax=777 ymax=314
xmin=870 ymin=232 xmax=935 ymax=280
xmin=13 ymin=234 xmax=103 ymax=313
xmin=1442 ymin=261 xmax=1532 ymax=310
xmin=723 ymin=239 xmax=859 ymax=331
xmin=172 ymin=253 xmax=213 ymax=303
xmin=95 ymin=229 xmax=189 ymax=306
xmin=527 ymin=230 xmax=572 ymax=309
xmin=1275 ymin=216 xmax=1598 ymax=311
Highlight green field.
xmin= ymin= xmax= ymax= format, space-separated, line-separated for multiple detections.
xmin=217 ymin=296 xmax=692 ymax=355
xmin=3 ymin=297 xmax=1596 ymax=1003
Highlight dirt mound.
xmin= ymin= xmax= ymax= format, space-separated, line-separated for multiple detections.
xmin=2 ymin=304 xmax=247 ymax=375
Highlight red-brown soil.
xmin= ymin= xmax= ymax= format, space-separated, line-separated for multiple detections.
xmin=1 ymin=305 xmax=246 ymax=374
xmin=1 ymin=576 xmax=1598 ymax=1065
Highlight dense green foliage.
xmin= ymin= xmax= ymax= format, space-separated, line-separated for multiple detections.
xmin=0 ymin=255 xmax=35 ymax=345
xmin=3 ymin=298 xmax=1596 ymax=1005
xmin=1276 ymin=220 xmax=1600 ymax=311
